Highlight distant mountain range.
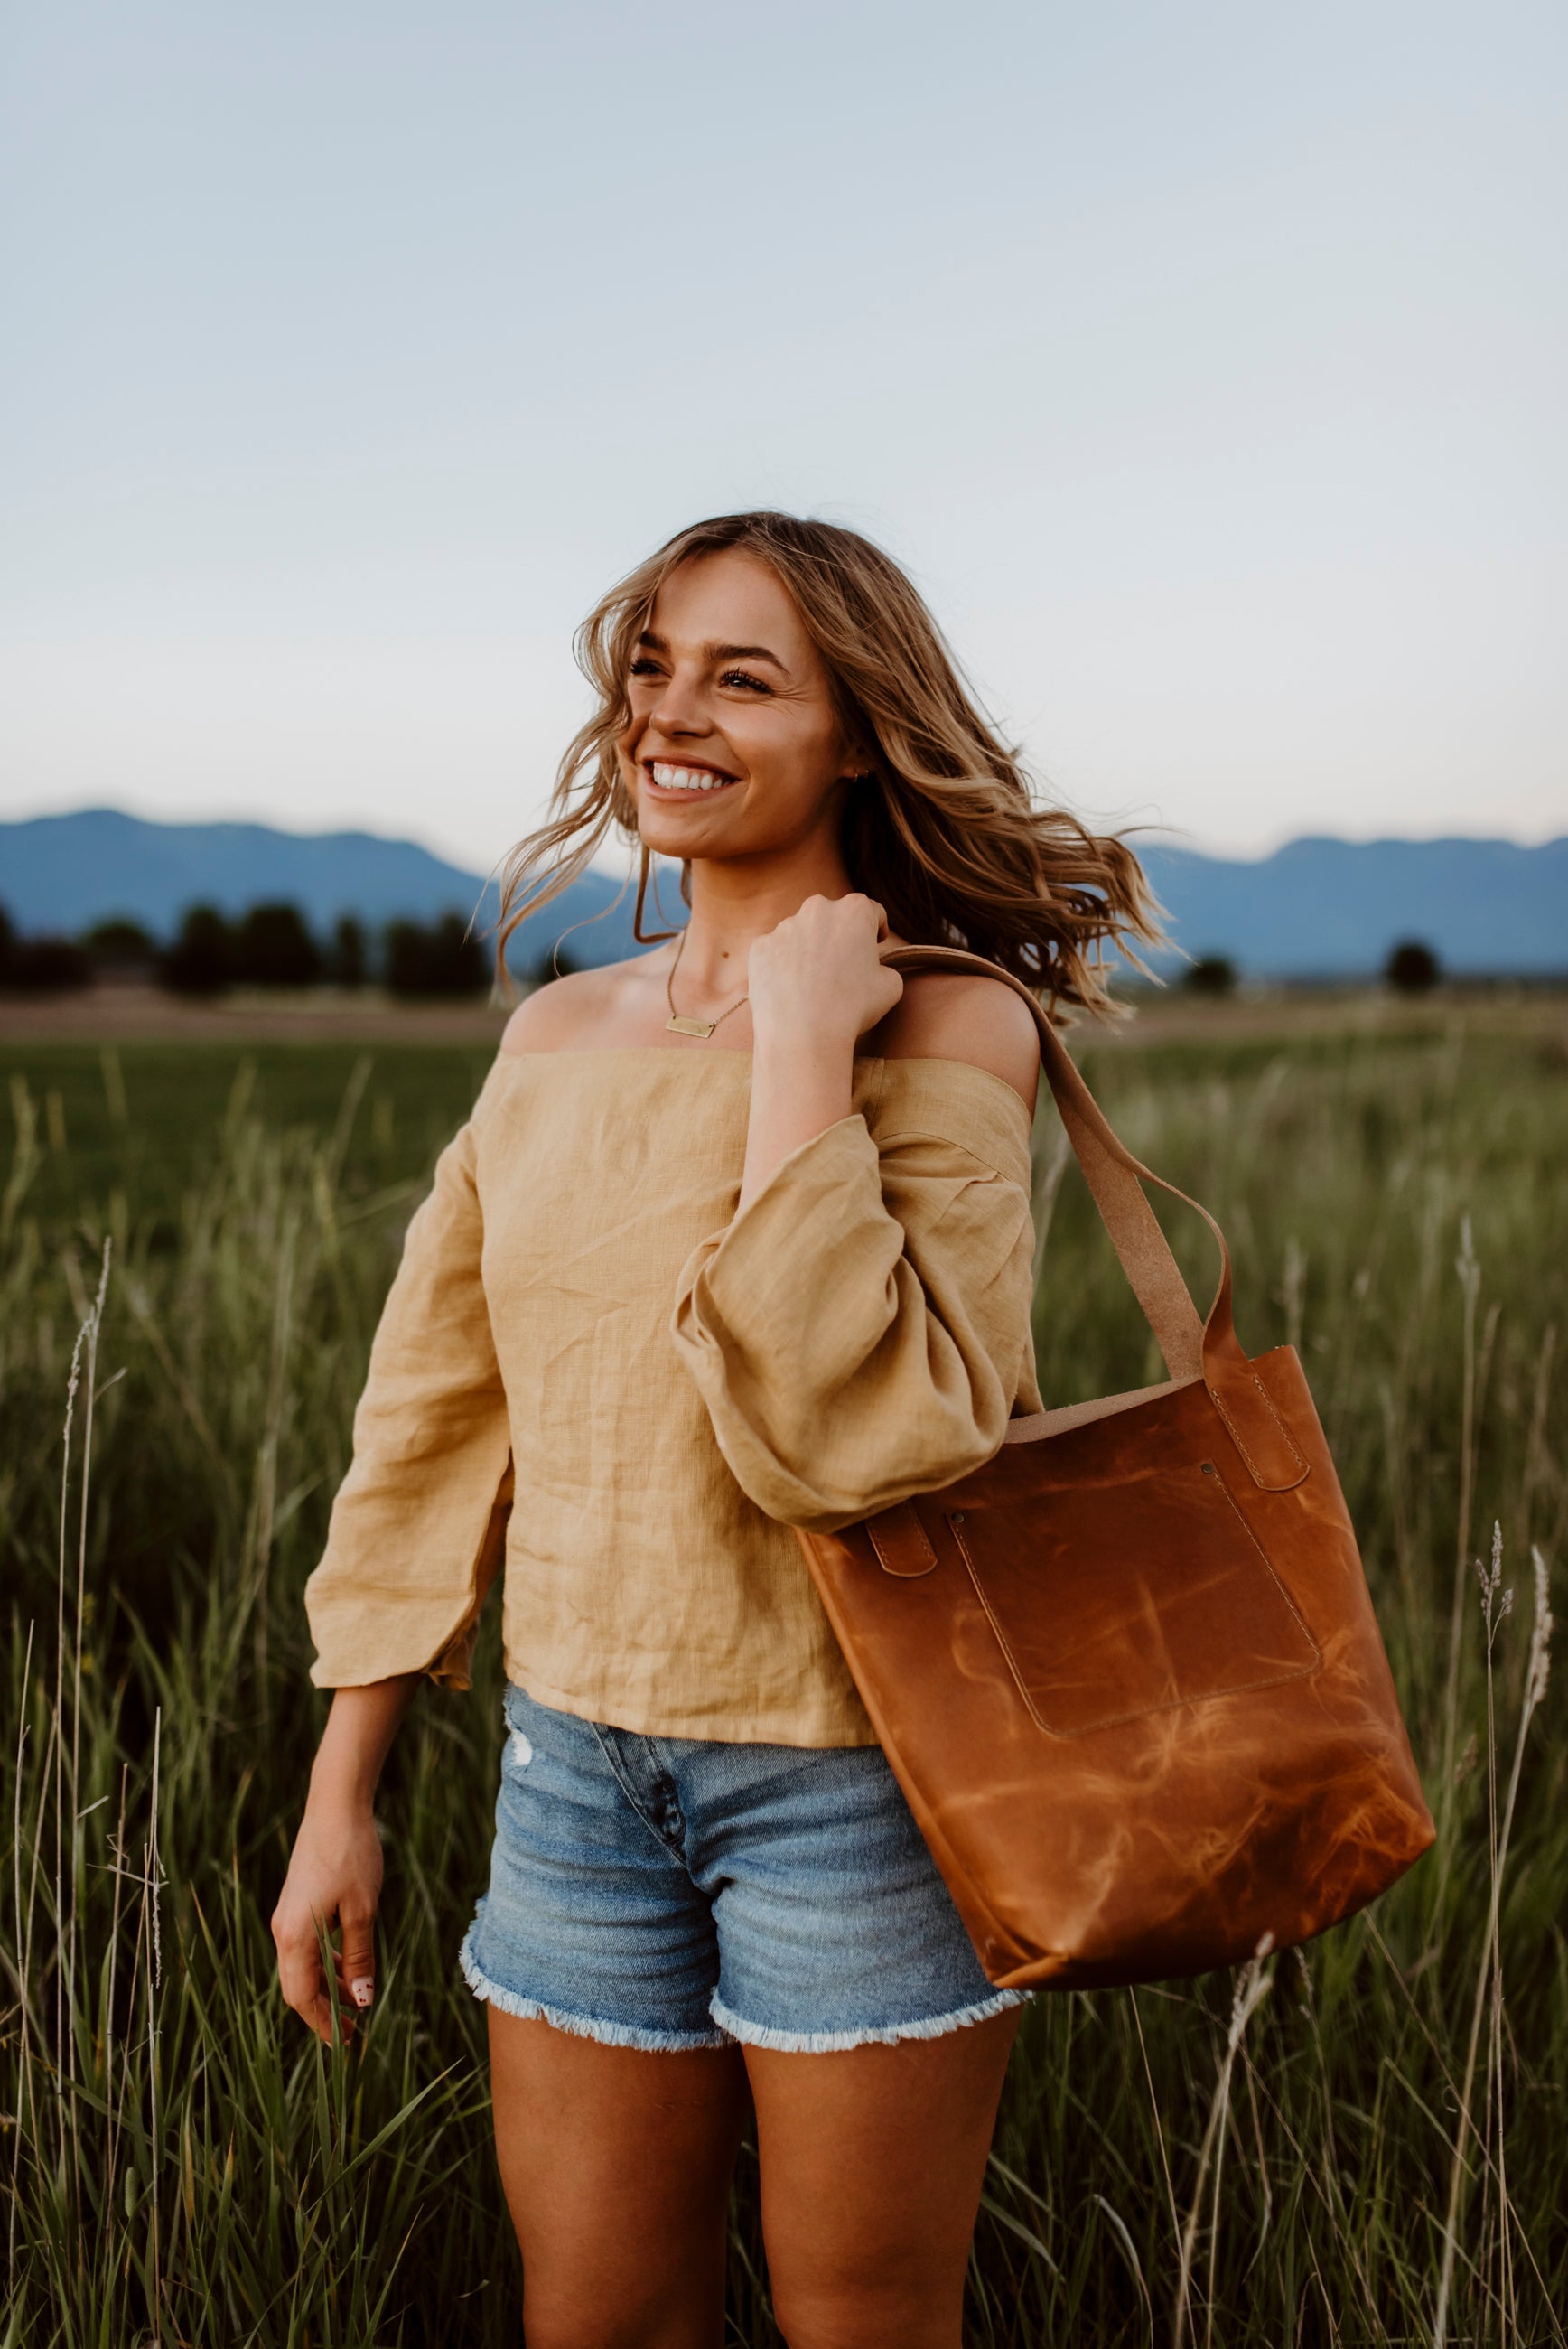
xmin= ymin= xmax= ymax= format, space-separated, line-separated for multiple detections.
xmin=1139 ymin=835 xmax=1566 ymax=978
xmin=2 ymin=808 xmax=1563 ymax=978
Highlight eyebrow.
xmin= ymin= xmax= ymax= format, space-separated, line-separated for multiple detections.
xmin=637 ymin=630 xmax=789 ymax=672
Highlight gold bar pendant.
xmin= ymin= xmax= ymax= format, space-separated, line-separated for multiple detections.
xmin=666 ymin=1014 xmax=716 ymax=1037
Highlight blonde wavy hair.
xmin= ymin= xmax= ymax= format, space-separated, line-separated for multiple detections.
xmin=497 ymin=510 xmax=1161 ymax=1015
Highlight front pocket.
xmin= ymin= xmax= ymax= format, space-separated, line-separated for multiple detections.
xmin=950 ymin=1461 xmax=1321 ymax=1738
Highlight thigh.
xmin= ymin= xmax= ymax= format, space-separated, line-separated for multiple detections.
xmin=490 ymin=2007 xmax=750 ymax=2349
xmin=744 ymin=2007 xmax=1021 ymax=2349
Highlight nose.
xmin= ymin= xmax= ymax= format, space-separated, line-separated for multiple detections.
xmin=644 ymin=660 xmax=712 ymax=742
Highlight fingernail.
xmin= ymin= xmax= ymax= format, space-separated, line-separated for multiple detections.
xmin=350 ymin=1979 xmax=374 ymax=2007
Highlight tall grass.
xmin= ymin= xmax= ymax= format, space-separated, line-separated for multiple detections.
xmin=4 ymin=1010 xmax=1564 ymax=2344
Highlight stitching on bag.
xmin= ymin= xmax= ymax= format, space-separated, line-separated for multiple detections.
xmin=948 ymin=1483 xmax=1321 ymax=1740
xmin=949 ymin=1521 xmax=1053 ymax=1738
xmin=1207 ymin=1371 xmax=1308 ymax=1488
xmin=1201 ymin=1464 xmax=1321 ymax=1664
xmin=798 ymin=1524 xmax=1025 ymax=1975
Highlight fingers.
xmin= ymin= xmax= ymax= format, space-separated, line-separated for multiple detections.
xmin=338 ymin=1901 xmax=377 ymax=2016
xmin=271 ymin=1805 xmax=387 ymax=2047
xmin=304 ymin=1989 xmax=343 ymax=2045
xmin=835 ymin=891 xmax=887 ymax=940
xmin=271 ymin=1899 xmax=318 ymax=2011
xmin=273 ymin=1899 xmax=366 ymax=2047
xmin=768 ymin=894 xmax=888 ymax=954
xmin=274 ymin=1911 xmax=335 ymax=2045
xmin=835 ymin=891 xmax=888 ymax=928
xmin=847 ymin=893 xmax=890 ymax=950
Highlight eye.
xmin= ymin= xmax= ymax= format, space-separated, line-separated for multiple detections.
xmin=628 ymin=657 xmax=662 ymax=679
xmin=719 ymin=668 xmax=771 ymax=694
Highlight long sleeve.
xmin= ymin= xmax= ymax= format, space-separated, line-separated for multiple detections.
xmin=304 ymin=1099 xmax=513 ymax=1691
xmin=668 ymin=1109 xmax=1039 ymax=1535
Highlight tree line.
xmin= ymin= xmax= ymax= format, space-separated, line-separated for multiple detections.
xmin=0 ymin=902 xmax=504 ymax=997
xmin=0 ymin=903 xmax=1455 ymax=1000
xmin=1181 ymin=939 xmax=1445 ymax=996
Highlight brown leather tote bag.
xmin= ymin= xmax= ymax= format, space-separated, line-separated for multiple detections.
xmin=795 ymin=945 xmax=1435 ymax=1991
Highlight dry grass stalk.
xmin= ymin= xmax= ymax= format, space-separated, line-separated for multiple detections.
xmin=1171 ymin=1947 xmax=1274 ymax=2349
xmin=1433 ymin=1535 xmax=1554 ymax=2349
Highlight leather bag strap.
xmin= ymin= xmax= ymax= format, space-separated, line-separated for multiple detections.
xmin=878 ymin=943 xmax=1309 ymax=1491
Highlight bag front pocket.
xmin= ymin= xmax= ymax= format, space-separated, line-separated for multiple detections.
xmin=949 ymin=1460 xmax=1321 ymax=1739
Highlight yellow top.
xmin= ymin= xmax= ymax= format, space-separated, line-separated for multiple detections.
xmin=303 ymin=1044 xmax=1041 ymax=1746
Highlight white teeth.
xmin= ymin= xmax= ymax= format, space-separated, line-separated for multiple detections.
xmin=651 ymin=762 xmax=729 ymax=791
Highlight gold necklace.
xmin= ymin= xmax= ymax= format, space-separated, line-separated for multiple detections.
xmin=665 ymin=928 xmax=749 ymax=1039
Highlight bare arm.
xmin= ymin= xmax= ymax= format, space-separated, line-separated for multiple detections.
xmin=739 ymin=894 xmax=903 ymax=1210
xmin=272 ymin=1674 xmax=421 ymax=2044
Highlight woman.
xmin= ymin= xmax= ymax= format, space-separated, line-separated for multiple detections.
xmin=273 ymin=511 xmax=1156 ymax=2348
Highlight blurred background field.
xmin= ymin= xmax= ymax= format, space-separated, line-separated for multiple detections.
xmin=1 ymin=1037 xmax=500 ymax=1240
xmin=4 ymin=995 xmax=1565 ymax=2344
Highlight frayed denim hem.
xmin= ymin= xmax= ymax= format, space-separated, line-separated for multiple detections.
xmin=707 ymin=1985 xmax=1031 ymax=2054
xmin=459 ymin=1933 xmax=731 ymax=2053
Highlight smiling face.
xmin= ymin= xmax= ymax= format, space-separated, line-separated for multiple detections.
xmin=621 ymin=549 xmax=863 ymax=864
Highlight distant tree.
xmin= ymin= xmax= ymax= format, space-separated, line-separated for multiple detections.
xmin=231 ymin=902 xmax=324 ymax=988
xmin=1184 ymin=953 xmax=1237 ymax=997
xmin=0 ymin=931 xmax=92 ymax=991
xmin=1386 ymin=939 xmax=1441 ymax=994
xmin=328 ymin=913 xmax=368 ymax=989
xmin=161 ymin=905 xmax=234 ymax=995
xmin=0 ymin=905 xmax=14 ymax=982
xmin=82 ymin=916 xmax=156 ymax=971
xmin=385 ymin=913 xmax=489 ymax=997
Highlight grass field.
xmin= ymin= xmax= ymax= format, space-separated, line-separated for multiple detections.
xmin=4 ymin=999 xmax=1565 ymax=2345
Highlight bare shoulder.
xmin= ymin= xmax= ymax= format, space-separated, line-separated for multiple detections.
xmin=873 ymin=970 xmax=1041 ymax=1113
xmin=499 ymin=962 xmax=626 ymax=1055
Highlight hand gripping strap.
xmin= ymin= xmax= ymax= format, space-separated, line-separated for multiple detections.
xmin=878 ymin=944 xmax=1308 ymax=1493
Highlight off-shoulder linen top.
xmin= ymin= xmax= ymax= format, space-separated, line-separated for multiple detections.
xmin=303 ymin=1044 xmax=1042 ymax=1746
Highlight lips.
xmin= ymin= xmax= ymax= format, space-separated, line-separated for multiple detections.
xmin=645 ymin=760 xmax=738 ymax=794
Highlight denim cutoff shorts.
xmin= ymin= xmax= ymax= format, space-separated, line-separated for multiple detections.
xmin=459 ymin=1681 xmax=1027 ymax=2054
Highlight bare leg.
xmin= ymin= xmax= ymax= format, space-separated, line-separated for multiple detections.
xmin=488 ymin=2007 xmax=750 ymax=2349
xmin=744 ymin=2007 xmax=1021 ymax=2349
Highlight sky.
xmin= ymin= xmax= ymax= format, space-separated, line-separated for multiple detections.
xmin=3 ymin=0 xmax=1564 ymax=877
